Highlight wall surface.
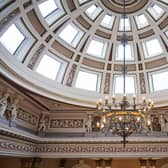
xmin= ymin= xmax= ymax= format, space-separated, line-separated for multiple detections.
xmin=0 ymin=157 xmax=168 ymax=168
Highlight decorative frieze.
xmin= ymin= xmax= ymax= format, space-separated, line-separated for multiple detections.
xmin=17 ymin=108 xmax=38 ymax=126
xmin=27 ymin=44 xmax=45 ymax=69
xmin=35 ymin=144 xmax=168 ymax=155
xmin=139 ymin=73 xmax=146 ymax=94
xmin=50 ymin=119 xmax=84 ymax=128
xmin=104 ymin=73 xmax=110 ymax=94
xmin=66 ymin=64 xmax=77 ymax=87
xmin=0 ymin=8 xmax=20 ymax=31
xmin=0 ymin=133 xmax=168 ymax=158
xmin=0 ymin=140 xmax=36 ymax=153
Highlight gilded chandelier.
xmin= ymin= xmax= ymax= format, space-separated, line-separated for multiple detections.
xmin=96 ymin=0 xmax=154 ymax=147
xmin=96 ymin=95 xmax=154 ymax=147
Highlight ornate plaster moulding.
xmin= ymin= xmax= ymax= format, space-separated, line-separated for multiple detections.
xmin=101 ymin=0 xmax=149 ymax=14
xmin=1 ymin=56 xmax=168 ymax=108
xmin=0 ymin=126 xmax=168 ymax=144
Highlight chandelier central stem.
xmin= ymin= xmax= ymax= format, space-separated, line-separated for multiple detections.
xmin=123 ymin=0 xmax=126 ymax=96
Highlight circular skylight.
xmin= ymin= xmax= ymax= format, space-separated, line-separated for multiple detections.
xmin=0 ymin=0 xmax=168 ymax=107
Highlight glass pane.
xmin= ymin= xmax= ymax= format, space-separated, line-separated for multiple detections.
xmin=36 ymin=55 xmax=61 ymax=80
xmin=86 ymin=40 xmax=106 ymax=58
xmin=0 ymin=24 xmax=25 ymax=54
xmin=152 ymin=71 xmax=168 ymax=91
xmin=165 ymin=31 xmax=168 ymax=37
xmin=135 ymin=14 xmax=149 ymax=29
xmin=115 ymin=76 xmax=135 ymax=94
xmin=119 ymin=17 xmax=131 ymax=31
xmin=85 ymin=4 xmax=102 ymax=20
xmin=143 ymin=39 xmax=163 ymax=58
xmin=86 ymin=4 xmax=97 ymax=15
xmin=59 ymin=24 xmax=78 ymax=44
xmin=153 ymin=4 xmax=163 ymax=14
xmin=100 ymin=14 xmax=115 ymax=29
xmin=116 ymin=44 xmax=134 ymax=60
xmin=75 ymin=71 xmax=98 ymax=91
xmin=147 ymin=4 xmax=164 ymax=20
xmin=38 ymin=0 xmax=57 ymax=17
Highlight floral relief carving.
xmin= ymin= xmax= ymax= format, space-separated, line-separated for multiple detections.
xmin=50 ymin=119 xmax=84 ymax=128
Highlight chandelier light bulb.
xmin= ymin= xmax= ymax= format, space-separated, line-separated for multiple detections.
xmin=101 ymin=123 xmax=104 ymax=129
xmin=143 ymin=96 xmax=146 ymax=104
xmin=119 ymin=116 xmax=122 ymax=121
xmin=103 ymin=116 xmax=106 ymax=123
xmin=112 ymin=95 xmax=116 ymax=104
xmin=133 ymin=95 xmax=136 ymax=104
xmin=105 ymin=95 xmax=108 ymax=104
xmin=137 ymin=117 xmax=141 ymax=122
xmin=96 ymin=122 xmax=100 ymax=128
xmin=147 ymin=120 xmax=151 ymax=126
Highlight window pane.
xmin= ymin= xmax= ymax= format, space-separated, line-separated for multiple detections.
xmin=59 ymin=24 xmax=84 ymax=47
xmin=85 ymin=4 xmax=102 ymax=20
xmin=36 ymin=55 xmax=61 ymax=80
xmin=152 ymin=71 xmax=168 ymax=91
xmin=75 ymin=71 xmax=99 ymax=91
xmin=59 ymin=24 xmax=78 ymax=44
xmin=165 ymin=31 xmax=168 ymax=38
xmin=142 ymin=39 xmax=163 ymax=58
xmin=0 ymin=24 xmax=25 ymax=54
xmin=86 ymin=4 xmax=96 ymax=15
xmin=147 ymin=4 xmax=164 ymax=20
xmin=114 ymin=76 xmax=135 ymax=94
xmin=119 ymin=17 xmax=131 ymax=31
xmin=86 ymin=40 xmax=107 ymax=58
xmin=116 ymin=44 xmax=134 ymax=60
xmin=135 ymin=14 xmax=149 ymax=29
xmin=38 ymin=0 xmax=57 ymax=17
xmin=100 ymin=14 xmax=115 ymax=29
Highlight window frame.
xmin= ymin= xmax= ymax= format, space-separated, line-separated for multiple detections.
xmin=86 ymin=38 xmax=108 ymax=59
xmin=100 ymin=14 xmax=115 ymax=30
xmin=142 ymin=38 xmax=163 ymax=59
xmin=75 ymin=68 xmax=102 ymax=92
xmin=38 ymin=0 xmax=65 ymax=25
xmin=164 ymin=30 xmax=168 ymax=39
xmin=115 ymin=43 xmax=134 ymax=61
xmin=119 ymin=16 xmax=131 ymax=32
xmin=0 ymin=20 xmax=35 ymax=61
xmin=149 ymin=69 xmax=168 ymax=92
xmin=134 ymin=14 xmax=149 ymax=30
xmin=58 ymin=23 xmax=84 ymax=48
xmin=85 ymin=3 xmax=103 ymax=21
xmin=78 ymin=0 xmax=90 ymax=5
xmin=113 ymin=74 xmax=136 ymax=94
xmin=34 ymin=52 xmax=67 ymax=83
xmin=147 ymin=4 xmax=165 ymax=21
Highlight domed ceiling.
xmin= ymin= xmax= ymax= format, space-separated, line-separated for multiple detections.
xmin=0 ymin=0 xmax=168 ymax=107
